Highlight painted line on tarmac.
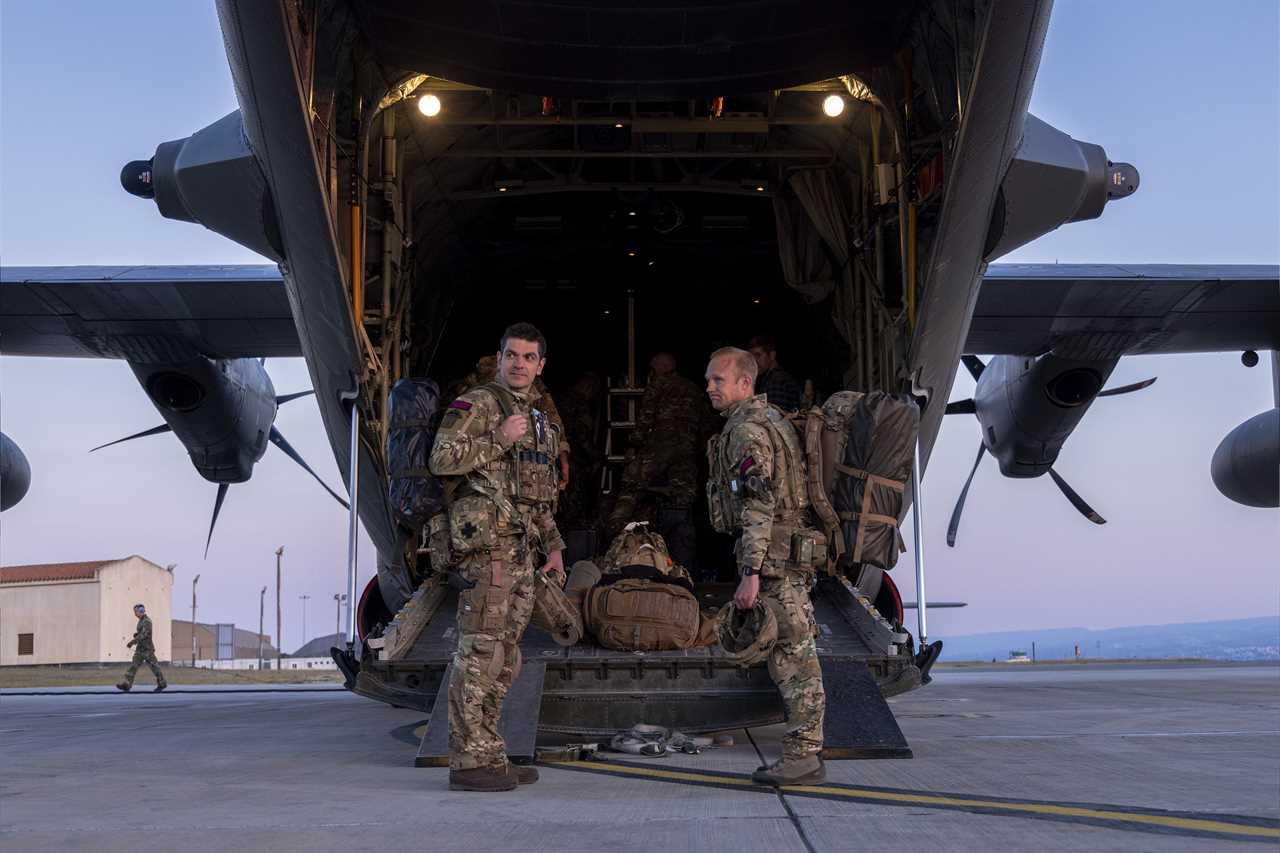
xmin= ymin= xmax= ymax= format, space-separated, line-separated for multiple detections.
xmin=1 ymin=687 xmax=347 ymax=696
xmin=969 ymin=729 xmax=1280 ymax=740
xmin=542 ymin=758 xmax=1280 ymax=844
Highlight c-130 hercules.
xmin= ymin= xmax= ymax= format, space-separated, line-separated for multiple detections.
xmin=3 ymin=1 xmax=1276 ymax=757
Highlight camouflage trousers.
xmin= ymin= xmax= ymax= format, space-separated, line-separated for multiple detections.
xmin=123 ymin=650 xmax=166 ymax=688
xmin=759 ymin=570 xmax=825 ymax=760
xmin=448 ymin=538 xmax=537 ymax=771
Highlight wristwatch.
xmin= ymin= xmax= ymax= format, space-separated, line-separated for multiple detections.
xmin=741 ymin=567 xmax=759 ymax=577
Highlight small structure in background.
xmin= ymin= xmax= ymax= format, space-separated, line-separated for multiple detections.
xmin=170 ymin=620 xmax=277 ymax=669
xmin=1006 ymin=650 xmax=1031 ymax=664
xmin=0 ymin=557 xmax=173 ymax=665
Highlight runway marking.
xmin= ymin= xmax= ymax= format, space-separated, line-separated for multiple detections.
xmin=542 ymin=759 xmax=1280 ymax=843
xmin=969 ymin=729 xmax=1280 ymax=740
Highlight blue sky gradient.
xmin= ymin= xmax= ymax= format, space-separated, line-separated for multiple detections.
xmin=1 ymin=1 xmax=1276 ymax=649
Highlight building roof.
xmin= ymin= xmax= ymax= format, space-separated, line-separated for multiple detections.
xmin=0 ymin=559 xmax=125 ymax=584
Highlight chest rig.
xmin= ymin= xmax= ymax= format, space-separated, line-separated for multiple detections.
xmin=706 ymin=398 xmax=809 ymax=535
xmin=473 ymin=382 xmax=560 ymax=507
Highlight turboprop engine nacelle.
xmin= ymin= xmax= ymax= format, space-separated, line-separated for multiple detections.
xmin=121 ymin=110 xmax=283 ymax=262
xmin=1212 ymin=409 xmax=1280 ymax=508
xmin=984 ymin=114 xmax=1139 ymax=261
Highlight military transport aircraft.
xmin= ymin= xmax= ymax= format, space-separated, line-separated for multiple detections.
xmin=2 ymin=1 xmax=1278 ymax=750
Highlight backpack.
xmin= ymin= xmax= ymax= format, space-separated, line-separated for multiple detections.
xmin=386 ymin=378 xmax=445 ymax=534
xmin=801 ymin=391 xmax=919 ymax=572
xmin=583 ymin=575 xmax=702 ymax=651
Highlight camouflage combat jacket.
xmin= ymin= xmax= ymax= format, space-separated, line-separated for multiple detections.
xmin=429 ymin=381 xmax=565 ymax=558
xmin=707 ymin=395 xmax=822 ymax=578
xmin=131 ymin=615 xmax=155 ymax=654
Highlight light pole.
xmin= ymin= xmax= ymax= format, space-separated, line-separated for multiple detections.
xmin=299 ymin=594 xmax=311 ymax=648
xmin=258 ymin=586 xmax=267 ymax=670
xmin=191 ymin=574 xmax=201 ymax=667
xmin=275 ymin=546 xmax=284 ymax=670
xmin=334 ymin=593 xmax=347 ymax=639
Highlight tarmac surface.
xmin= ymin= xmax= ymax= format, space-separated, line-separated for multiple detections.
xmin=2 ymin=662 xmax=1276 ymax=852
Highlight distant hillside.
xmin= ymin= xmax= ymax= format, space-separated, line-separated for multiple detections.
xmin=939 ymin=616 xmax=1279 ymax=662
xmin=291 ymin=633 xmax=344 ymax=658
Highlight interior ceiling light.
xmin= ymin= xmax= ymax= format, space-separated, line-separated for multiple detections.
xmin=822 ymin=94 xmax=846 ymax=118
xmin=418 ymin=94 xmax=442 ymax=117
xmin=755 ymin=185 xmax=765 ymax=192
xmin=628 ymin=210 xmax=637 ymax=216
xmin=615 ymin=122 xmax=625 ymax=129
xmin=627 ymin=251 xmax=637 ymax=257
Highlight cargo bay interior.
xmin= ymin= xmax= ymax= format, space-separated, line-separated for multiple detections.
xmin=317 ymin=2 xmax=977 ymax=636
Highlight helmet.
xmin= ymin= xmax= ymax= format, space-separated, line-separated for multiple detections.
xmin=716 ymin=600 xmax=777 ymax=666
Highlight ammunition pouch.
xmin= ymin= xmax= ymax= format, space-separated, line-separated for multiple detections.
xmin=448 ymin=494 xmax=499 ymax=555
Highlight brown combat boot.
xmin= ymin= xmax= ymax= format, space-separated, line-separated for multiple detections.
xmin=751 ymin=754 xmax=825 ymax=787
xmin=116 ymin=682 xmax=131 ymax=692
xmin=507 ymin=764 xmax=539 ymax=785
xmin=449 ymin=766 xmax=517 ymax=792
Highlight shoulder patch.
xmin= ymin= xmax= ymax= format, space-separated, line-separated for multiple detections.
xmin=449 ymin=400 xmax=473 ymax=411
xmin=739 ymin=456 xmax=756 ymax=476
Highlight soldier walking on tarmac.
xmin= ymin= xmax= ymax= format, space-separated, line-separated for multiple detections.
xmin=430 ymin=322 xmax=565 ymax=792
xmin=705 ymin=346 xmax=826 ymax=785
xmin=117 ymin=604 xmax=167 ymax=692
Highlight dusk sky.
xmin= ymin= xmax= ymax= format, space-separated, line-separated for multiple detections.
xmin=2 ymin=1 xmax=1276 ymax=651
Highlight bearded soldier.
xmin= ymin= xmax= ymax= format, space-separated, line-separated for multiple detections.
xmin=429 ymin=322 xmax=565 ymax=792
xmin=116 ymin=604 xmax=167 ymax=692
xmin=705 ymin=346 xmax=826 ymax=785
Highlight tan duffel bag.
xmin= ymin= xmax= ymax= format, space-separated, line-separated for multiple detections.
xmin=583 ymin=576 xmax=701 ymax=651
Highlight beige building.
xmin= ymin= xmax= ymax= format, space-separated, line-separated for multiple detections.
xmin=0 ymin=556 xmax=173 ymax=665
xmin=171 ymin=620 xmax=277 ymax=663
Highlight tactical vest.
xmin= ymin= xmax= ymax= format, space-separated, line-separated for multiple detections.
xmin=461 ymin=382 xmax=560 ymax=508
xmin=441 ymin=382 xmax=560 ymax=557
xmin=706 ymin=398 xmax=809 ymax=533
xmin=706 ymin=397 xmax=824 ymax=575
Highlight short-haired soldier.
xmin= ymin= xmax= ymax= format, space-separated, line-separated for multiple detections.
xmin=705 ymin=346 xmax=827 ymax=785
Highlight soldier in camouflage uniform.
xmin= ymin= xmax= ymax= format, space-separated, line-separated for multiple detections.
xmin=608 ymin=353 xmax=706 ymax=566
xmin=705 ymin=346 xmax=826 ymax=786
xmin=556 ymin=371 xmax=604 ymax=527
xmin=117 ymin=604 xmax=166 ymax=692
xmin=429 ymin=322 xmax=565 ymax=793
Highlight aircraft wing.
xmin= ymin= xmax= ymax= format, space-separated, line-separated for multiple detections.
xmin=0 ymin=265 xmax=299 ymax=360
xmin=966 ymin=264 xmax=1280 ymax=356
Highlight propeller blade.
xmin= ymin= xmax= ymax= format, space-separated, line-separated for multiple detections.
xmin=1098 ymin=376 xmax=1157 ymax=397
xmin=946 ymin=443 xmax=986 ymax=547
xmin=275 ymin=390 xmax=315 ymax=405
xmin=961 ymin=355 xmax=986 ymax=383
xmin=90 ymin=423 xmax=172 ymax=453
xmin=945 ymin=399 xmax=976 ymax=415
xmin=205 ymin=483 xmax=230 ymax=558
xmin=1047 ymin=467 xmax=1106 ymax=525
xmin=269 ymin=427 xmax=350 ymax=509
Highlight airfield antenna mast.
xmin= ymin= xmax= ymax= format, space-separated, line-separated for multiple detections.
xmin=299 ymin=594 xmax=311 ymax=646
xmin=191 ymin=574 xmax=200 ymax=667
xmin=258 ymin=586 xmax=267 ymax=671
xmin=275 ymin=546 xmax=284 ymax=670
